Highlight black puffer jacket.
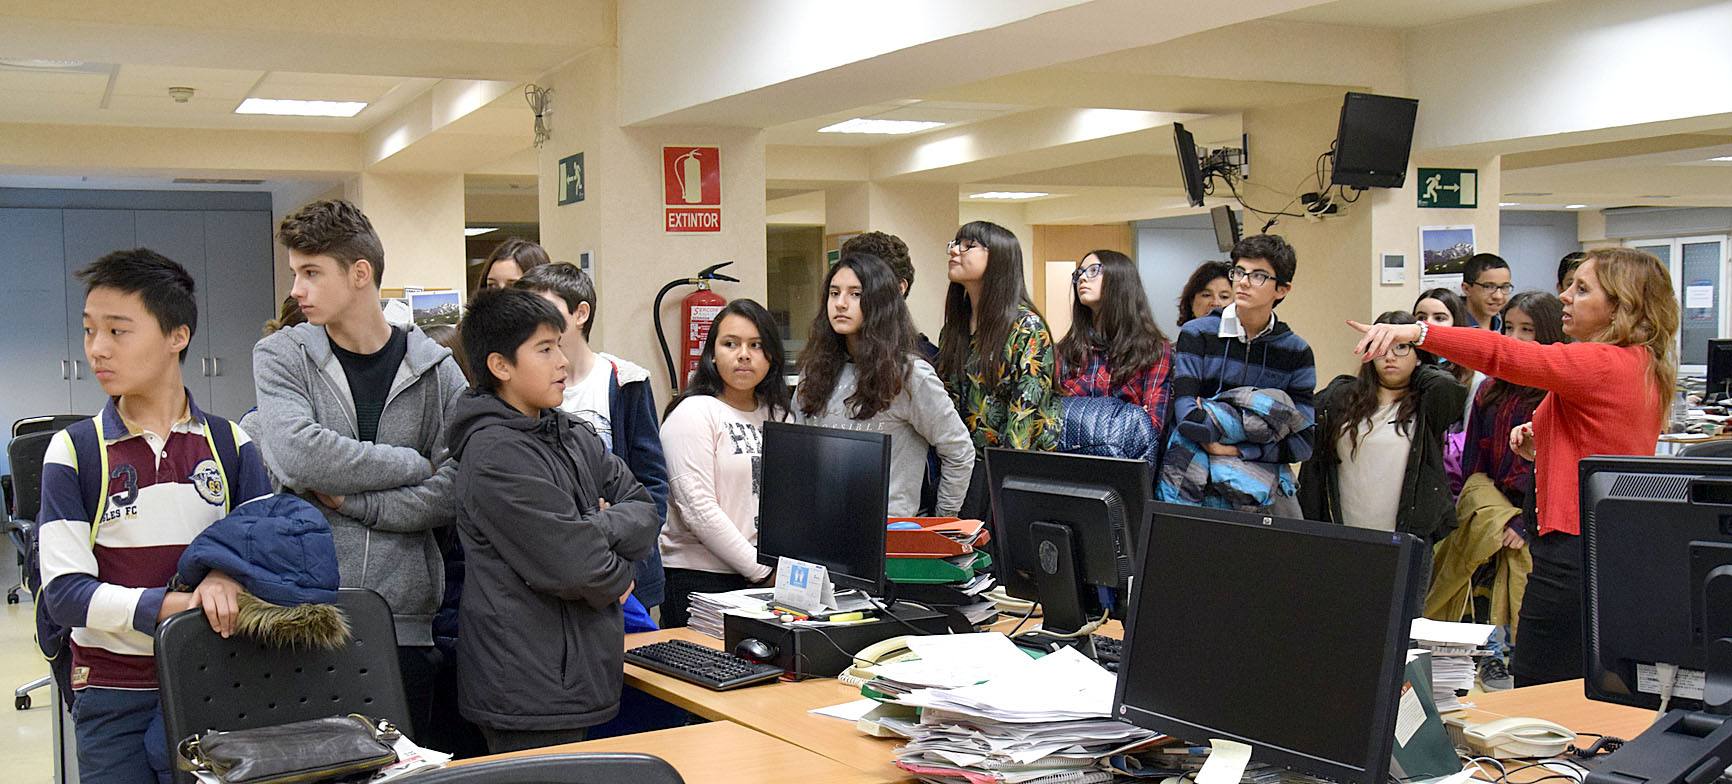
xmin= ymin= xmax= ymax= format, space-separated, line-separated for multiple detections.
xmin=448 ymin=390 xmax=659 ymax=731
xmin=1298 ymin=364 xmax=1467 ymax=542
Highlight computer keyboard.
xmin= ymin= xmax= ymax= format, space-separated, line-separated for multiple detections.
xmin=1091 ymin=634 xmax=1123 ymax=672
xmin=625 ymin=639 xmax=784 ymax=691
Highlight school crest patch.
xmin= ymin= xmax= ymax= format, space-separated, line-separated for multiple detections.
xmin=191 ymin=459 xmax=226 ymax=506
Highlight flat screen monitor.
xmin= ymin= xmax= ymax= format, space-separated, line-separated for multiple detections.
xmin=1707 ymin=339 xmax=1732 ymax=401
xmin=1114 ymin=502 xmax=1423 ymax=784
xmin=1174 ymin=122 xmax=1207 ymax=208
xmin=1331 ymin=92 xmax=1419 ymax=189
xmin=1211 ymin=205 xmax=1241 ymax=253
xmin=986 ymin=448 xmax=1150 ymax=633
xmin=757 ymin=422 xmax=890 ymax=595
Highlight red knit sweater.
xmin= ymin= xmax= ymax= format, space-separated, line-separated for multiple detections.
xmin=1421 ymin=325 xmax=1662 ymax=536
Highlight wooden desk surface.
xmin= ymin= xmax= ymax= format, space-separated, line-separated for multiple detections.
xmin=1449 ymin=679 xmax=1654 ymax=741
xmin=451 ymin=720 xmax=896 ymax=784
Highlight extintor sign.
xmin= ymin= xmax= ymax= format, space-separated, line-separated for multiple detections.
xmin=663 ymin=146 xmax=721 ymax=233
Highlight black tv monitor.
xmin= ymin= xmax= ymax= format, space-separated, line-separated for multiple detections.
xmin=1173 ymin=122 xmax=1207 ymax=208
xmin=1113 ymin=502 xmax=1423 ymax=784
xmin=986 ymin=448 xmax=1150 ymax=639
xmin=1211 ymin=205 xmax=1241 ymax=253
xmin=1580 ymin=456 xmax=1732 ymax=784
xmin=1331 ymin=92 xmax=1419 ymax=189
xmin=1707 ymin=339 xmax=1732 ymax=400
xmin=757 ymin=422 xmax=890 ymax=596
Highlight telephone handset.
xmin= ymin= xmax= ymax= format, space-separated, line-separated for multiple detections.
xmin=837 ymin=635 xmax=920 ymax=687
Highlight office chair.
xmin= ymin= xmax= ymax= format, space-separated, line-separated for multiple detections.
xmin=1680 ymin=439 xmax=1732 ymax=458
xmin=7 ymin=429 xmax=62 ymax=710
xmin=4 ymin=415 xmax=79 ymax=605
xmin=155 ymin=588 xmax=410 ymax=784
xmin=410 ymin=754 xmax=684 ymax=784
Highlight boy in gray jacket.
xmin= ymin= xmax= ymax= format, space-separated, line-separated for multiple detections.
xmin=449 ymin=288 xmax=658 ymax=753
xmin=251 ymin=200 xmax=467 ymax=738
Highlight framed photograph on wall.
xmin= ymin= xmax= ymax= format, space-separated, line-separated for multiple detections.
xmin=1419 ymin=225 xmax=1475 ymax=290
xmin=408 ymin=290 xmax=462 ymax=328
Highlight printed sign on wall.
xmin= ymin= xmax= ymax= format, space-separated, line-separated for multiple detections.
xmin=663 ymin=146 xmax=721 ymax=233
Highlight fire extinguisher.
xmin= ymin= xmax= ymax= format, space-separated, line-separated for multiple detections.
xmin=653 ymin=261 xmax=739 ymax=392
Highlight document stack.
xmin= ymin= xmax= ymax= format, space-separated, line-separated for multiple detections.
xmin=872 ymin=636 xmax=1165 ymax=784
xmin=1409 ymin=618 xmax=1496 ymax=712
xmin=685 ymin=588 xmax=778 ymax=639
xmin=885 ymin=518 xmax=1000 ymax=627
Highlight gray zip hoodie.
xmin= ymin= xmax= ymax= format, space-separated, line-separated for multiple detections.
xmin=250 ymin=322 xmax=467 ymax=645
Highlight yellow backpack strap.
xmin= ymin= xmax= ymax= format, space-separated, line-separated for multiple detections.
xmin=198 ymin=421 xmax=238 ymax=515
xmin=88 ymin=416 xmax=111 ymax=548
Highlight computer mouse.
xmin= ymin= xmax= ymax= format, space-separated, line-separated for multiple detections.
xmin=734 ymin=638 xmax=778 ymax=663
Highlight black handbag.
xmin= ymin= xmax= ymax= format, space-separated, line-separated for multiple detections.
xmin=177 ymin=713 xmax=400 ymax=784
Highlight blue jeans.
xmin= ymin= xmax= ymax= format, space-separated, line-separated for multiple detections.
xmin=72 ymin=687 xmax=171 ymax=784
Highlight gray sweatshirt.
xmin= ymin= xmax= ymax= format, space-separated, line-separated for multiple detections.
xmin=250 ymin=322 xmax=467 ymax=645
xmin=795 ymin=358 xmax=975 ymax=517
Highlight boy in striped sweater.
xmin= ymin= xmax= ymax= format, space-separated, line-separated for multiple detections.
xmin=38 ymin=249 xmax=272 ymax=783
xmin=1164 ymin=234 xmax=1316 ymax=515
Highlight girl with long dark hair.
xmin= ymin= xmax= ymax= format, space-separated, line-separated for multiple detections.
xmin=1057 ymin=250 xmax=1174 ymax=446
xmin=938 ymin=221 xmax=1060 ymax=517
xmin=478 ymin=237 xmax=550 ymax=292
xmin=1414 ymin=288 xmax=1475 ymax=385
xmin=1177 ymin=261 xmax=1234 ymax=327
xmin=1352 ymin=247 xmax=1680 ymax=685
xmin=795 ymin=253 xmax=974 ymax=517
xmin=657 ymin=299 xmax=790 ymax=626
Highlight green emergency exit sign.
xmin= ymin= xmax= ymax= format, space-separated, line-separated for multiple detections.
xmin=1417 ymin=168 xmax=1477 ymax=208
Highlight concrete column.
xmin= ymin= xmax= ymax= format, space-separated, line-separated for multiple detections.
xmin=348 ymin=172 xmax=468 ymax=294
xmin=824 ymin=182 xmax=959 ymax=339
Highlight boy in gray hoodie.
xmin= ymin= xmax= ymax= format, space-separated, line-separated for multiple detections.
xmin=449 ymin=288 xmax=659 ymax=753
xmin=250 ymin=200 xmax=467 ymax=738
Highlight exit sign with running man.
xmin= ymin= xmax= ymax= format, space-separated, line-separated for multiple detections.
xmin=1417 ymin=168 xmax=1478 ymax=208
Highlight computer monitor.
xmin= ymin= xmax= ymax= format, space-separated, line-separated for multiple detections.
xmin=757 ymin=422 xmax=890 ymax=596
xmin=1707 ymin=339 xmax=1732 ymax=401
xmin=1330 ymin=92 xmax=1419 ymax=189
xmin=1113 ymin=502 xmax=1424 ymax=784
xmin=1580 ymin=455 xmax=1732 ymax=784
xmin=1211 ymin=205 xmax=1241 ymax=253
xmin=985 ymin=448 xmax=1150 ymax=639
xmin=1173 ymin=122 xmax=1207 ymax=208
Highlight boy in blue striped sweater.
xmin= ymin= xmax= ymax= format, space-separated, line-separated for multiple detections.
xmin=39 ymin=249 xmax=272 ymax=783
xmin=1166 ymin=234 xmax=1316 ymax=515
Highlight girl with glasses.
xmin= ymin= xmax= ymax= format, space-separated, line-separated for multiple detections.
xmin=1056 ymin=250 xmax=1174 ymax=465
xmin=1351 ymin=248 xmax=1680 ymax=686
xmin=938 ymin=221 xmax=1060 ymax=518
xmin=1301 ymin=312 xmax=1466 ymax=598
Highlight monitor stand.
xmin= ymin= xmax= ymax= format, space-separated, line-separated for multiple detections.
xmin=1011 ymin=521 xmax=1097 ymax=660
xmin=1585 ymin=566 xmax=1732 ymax=784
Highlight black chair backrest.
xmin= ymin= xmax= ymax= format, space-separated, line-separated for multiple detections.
xmin=7 ymin=430 xmax=59 ymax=522
xmin=408 ymin=754 xmax=685 ymax=784
xmin=155 ymin=588 xmax=410 ymax=784
xmin=13 ymin=415 xmax=86 ymax=439
xmin=1680 ymin=440 xmax=1732 ymax=458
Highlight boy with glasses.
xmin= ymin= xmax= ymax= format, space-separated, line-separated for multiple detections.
xmin=1460 ymin=253 xmax=1513 ymax=330
xmin=1164 ymin=234 xmax=1315 ymax=515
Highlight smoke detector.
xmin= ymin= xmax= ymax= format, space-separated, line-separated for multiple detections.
xmin=167 ymin=86 xmax=195 ymax=103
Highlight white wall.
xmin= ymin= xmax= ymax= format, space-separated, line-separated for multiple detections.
xmin=1134 ymin=213 xmax=1228 ymax=331
xmin=1500 ymin=211 xmax=1581 ymax=294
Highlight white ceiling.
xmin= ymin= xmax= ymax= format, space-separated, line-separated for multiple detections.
xmin=1273 ymin=0 xmax=1562 ymax=29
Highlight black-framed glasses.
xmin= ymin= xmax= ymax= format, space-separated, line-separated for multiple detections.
xmin=1072 ymin=263 xmax=1103 ymax=282
xmin=946 ymin=240 xmax=981 ymax=253
xmin=1468 ymin=281 xmax=1516 ymax=294
xmin=1226 ymin=267 xmax=1277 ymax=287
xmin=1390 ymin=343 xmax=1416 ymax=357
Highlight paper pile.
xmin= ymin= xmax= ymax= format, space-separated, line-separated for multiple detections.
xmin=1410 ymin=618 xmax=1495 ymax=712
xmin=685 ymin=588 xmax=778 ymax=639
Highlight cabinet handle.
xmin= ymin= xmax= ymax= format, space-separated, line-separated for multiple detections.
xmin=61 ymin=359 xmax=70 ymax=380
xmin=200 ymin=357 xmax=210 ymax=377
xmin=212 ymin=357 xmax=222 ymax=377
xmin=73 ymin=360 xmax=83 ymax=380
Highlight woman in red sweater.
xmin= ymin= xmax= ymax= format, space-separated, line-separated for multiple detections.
xmin=1350 ymin=247 xmax=1679 ymax=686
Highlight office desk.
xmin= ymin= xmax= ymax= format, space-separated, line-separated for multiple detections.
xmin=450 ymin=720 xmax=895 ymax=784
xmin=1450 ymin=679 xmax=1654 ymax=742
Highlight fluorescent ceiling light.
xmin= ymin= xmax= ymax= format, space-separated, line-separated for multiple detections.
xmin=1711 ymin=156 xmax=1732 ymax=162
xmin=1506 ymin=192 xmax=1552 ymax=197
xmin=1498 ymin=202 xmax=1519 ymax=207
xmin=463 ymin=227 xmax=498 ymax=237
xmin=1564 ymin=204 xmax=1587 ymax=209
xmin=0 ymin=58 xmax=85 ymax=69
xmin=818 ymin=118 xmax=945 ymax=135
xmin=969 ymin=191 xmax=1049 ymax=200
xmin=235 ymin=98 xmax=367 ymax=117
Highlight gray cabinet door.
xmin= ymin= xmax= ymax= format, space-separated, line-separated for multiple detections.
xmin=0 ymin=208 xmax=72 ymax=473
xmin=203 ymin=211 xmax=275 ymax=419
xmin=137 ymin=210 xmax=213 ymax=403
xmin=63 ymin=209 xmax=136 ymax=415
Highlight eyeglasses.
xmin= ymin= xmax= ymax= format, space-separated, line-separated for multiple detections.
xmin=946 ymin=240 xmax=981 ymax=253
xmin=1072 ymin=264 xmax=1103 ymax=282
xmin=1390 ymin=343 xmax=1416 ymax=357
xmin=1468 ymin=281 xmax=1516 ymax=294
xmin=1226 ymin=267 xmax=1278 ymax=287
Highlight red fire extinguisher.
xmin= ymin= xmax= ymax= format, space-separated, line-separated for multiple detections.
xmin=654 ymin=261 xmax=739 ymax=391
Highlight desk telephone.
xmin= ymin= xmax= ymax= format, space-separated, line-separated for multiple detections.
xmin=838 ymin=636 xmax=919 ymax=687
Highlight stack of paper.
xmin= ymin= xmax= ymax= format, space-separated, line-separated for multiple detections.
xmin=685 ymin=588 xmax=777 ymax=639
xmin=883 ymin=645 xmax=1165 ymax=783
xmin=1410 ymin=619 xmax=1495 ymax=712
